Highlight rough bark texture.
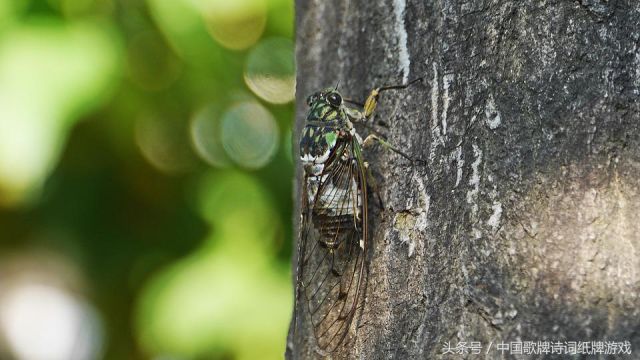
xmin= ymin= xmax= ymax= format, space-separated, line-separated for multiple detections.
xmin=289 ymin=0 xmax=640 ymax=358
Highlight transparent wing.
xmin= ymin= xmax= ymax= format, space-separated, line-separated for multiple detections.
xmin=296 ymin=137 xmax=368 ymax=354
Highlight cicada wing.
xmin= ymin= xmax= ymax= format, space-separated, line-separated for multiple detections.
xmin=292 ymin=177 xmax=310 ymax=344
xmin=298 ymin=138 xmax=368 ymax=354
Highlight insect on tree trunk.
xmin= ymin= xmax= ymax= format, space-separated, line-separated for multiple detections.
xmin=288 ymin=0 xmax=640 ymax=358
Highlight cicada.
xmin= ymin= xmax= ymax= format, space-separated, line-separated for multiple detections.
xmin=294 ymin=78 xmax=422 ymax=354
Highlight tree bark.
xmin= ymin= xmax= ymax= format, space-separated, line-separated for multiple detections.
xmin=289 ymin=0 xmax=640 ymax=358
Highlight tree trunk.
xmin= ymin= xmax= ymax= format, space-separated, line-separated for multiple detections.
xmin=288 ymin=0 xmax=640 ymax=358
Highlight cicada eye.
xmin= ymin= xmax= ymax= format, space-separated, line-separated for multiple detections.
xmin=326 ymin=92 xmax=342 ymax=107
xmin=306 ymin=94 xmax=315 ymax=106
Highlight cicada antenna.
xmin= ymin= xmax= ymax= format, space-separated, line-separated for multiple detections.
xmin=377 ymin=77 xmax=423 ymax=92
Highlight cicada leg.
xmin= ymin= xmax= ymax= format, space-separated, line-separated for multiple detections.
xmin=345 ymin=78 xmax=426 ymax=165
xmin=362 ymin=134 xmax=425 ymax=166
xmin=363 ymin=161 xmax=383 ymax=209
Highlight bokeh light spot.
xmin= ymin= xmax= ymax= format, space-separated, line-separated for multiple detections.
xmin=244 ymin=37 xmax=295 ymax=104
xmin=135 ymin=114 xmax=195 ymax=174
xmin=201 ymin=0 xmax=267 ymax=50
xmin=221 ymin=101 xmax=279 ymax=169
xmin=0 ymin=254 xmax=103 ymax=360
xmin=0 ymin=284 xmax=102 ymax=360
xmin=190 ymin=104 xmax=230 ymax=168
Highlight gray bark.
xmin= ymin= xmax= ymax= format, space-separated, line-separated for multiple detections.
xmin=289 ymin=0 xmax=640 ymax=358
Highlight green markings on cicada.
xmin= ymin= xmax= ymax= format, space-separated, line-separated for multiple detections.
xmin=307 ymin=100 xmax=335 ymax=123
xmin=324 ymin=131 xmax=337 ymax=148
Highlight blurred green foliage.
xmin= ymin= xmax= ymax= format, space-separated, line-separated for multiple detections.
xmin=0 ymin=0 xmax=294 ymax=359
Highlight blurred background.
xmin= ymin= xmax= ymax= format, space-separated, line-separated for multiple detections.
xmin=0 ymin=0 xmax=294 ymax=359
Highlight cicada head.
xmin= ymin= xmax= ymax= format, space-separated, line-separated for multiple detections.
xmin=305 ymin=89 xmax=344 ymax=122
